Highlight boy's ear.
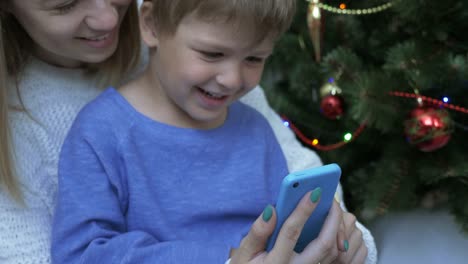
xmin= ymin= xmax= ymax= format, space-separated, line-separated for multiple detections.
xmin=139 ymin=1 xmax=159 ymax=48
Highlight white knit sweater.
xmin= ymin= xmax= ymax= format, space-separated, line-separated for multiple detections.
xmin=0 ymin=58 xmax=376 ymax=263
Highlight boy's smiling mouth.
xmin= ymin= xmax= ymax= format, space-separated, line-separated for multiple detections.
xmin=197 ymin=87 xmax=227 ymax=100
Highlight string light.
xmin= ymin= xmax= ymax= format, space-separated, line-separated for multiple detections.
xmin=281 ymin=115 xmax=367 ymax=151
xmin=280 ymin=92 xmax=466 ymax=151
xmin=306 ymin=0 xmax=395 ymax=15
xmin=344 ymin=133 xmax=353 ymax=141
xmin=389 ymin=91 xmax=468 ymax=114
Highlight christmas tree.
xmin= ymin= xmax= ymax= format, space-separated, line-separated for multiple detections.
xmin=262 ymin=0 xmax=468 ymax=231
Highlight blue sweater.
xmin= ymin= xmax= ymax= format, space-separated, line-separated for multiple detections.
xmin=52 ymin=88 xmax=289 ymax=263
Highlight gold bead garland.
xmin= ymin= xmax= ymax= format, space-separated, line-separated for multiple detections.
xmin=306 ymin=0 xmax=395 ymax=15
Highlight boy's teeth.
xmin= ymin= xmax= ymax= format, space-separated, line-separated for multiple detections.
xmin=200 ymin=88 xmax=223 ymax=98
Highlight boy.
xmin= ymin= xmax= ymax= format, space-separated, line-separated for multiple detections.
xmin=52 ymin=0 xmax=322 ymax=263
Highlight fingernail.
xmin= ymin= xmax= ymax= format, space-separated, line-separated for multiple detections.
xmin=310 ymin=187 xmax=322 ymax=203
xmin=262 ymin=205 xmax=273 ymax=222
xmin=344 ymin=240 xmax=349 ymax=252
xmin=334 ymin=192 xmax=341 ymax=203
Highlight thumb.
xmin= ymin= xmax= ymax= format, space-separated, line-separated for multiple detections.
xmin=231 ymin=205 xmax=276 ymax=263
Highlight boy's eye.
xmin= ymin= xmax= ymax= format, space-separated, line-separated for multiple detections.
xmin=246 ymin=56 xmax=265 ymax=63
xmin=199 ymin=51 xmax=224 ymax=59
xmin=55 ymin=1 xmax=78 ymax=14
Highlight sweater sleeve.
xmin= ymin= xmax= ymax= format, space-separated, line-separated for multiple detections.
xmin=240 ymin=86 xmax=378 ymax=264
xmin=51 ymin=127 xmax=230 ymax=264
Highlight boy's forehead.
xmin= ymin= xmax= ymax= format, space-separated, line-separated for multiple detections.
xmin=181 ymin=13 xmax=278 ymax=46
xmin=179 ymin=16 xmax=274 ymax=42
xmin=191 ymin=33 xmax=275 ymax=53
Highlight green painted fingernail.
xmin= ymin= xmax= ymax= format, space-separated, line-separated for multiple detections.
xmin=262 ymin=205 xmax=273 ymax=222
xmin=344 ymin=240 xmax=349 ymax=252
xmin=310 ymin=187 xmax=322 ymax=203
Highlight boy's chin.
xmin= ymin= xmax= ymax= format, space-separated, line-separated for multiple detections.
xmin=189 ymin=111 xmax=227 ymax=129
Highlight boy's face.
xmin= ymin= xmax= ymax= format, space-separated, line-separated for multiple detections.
xmin=147 ymin=12 xmax=275 ymax=129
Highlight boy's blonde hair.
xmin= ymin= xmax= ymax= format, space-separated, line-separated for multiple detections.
xmin=0 ymin=1 xmax=141 ymax=202
xmin=151 ymin=0 xmax=296 ymax=41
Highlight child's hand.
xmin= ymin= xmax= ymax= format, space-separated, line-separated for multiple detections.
xmin=231 ymin=191 xmax=346 ymax=264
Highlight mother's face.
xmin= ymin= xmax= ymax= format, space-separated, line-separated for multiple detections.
xmin=10 ymin=0 xmax=132 ymax=67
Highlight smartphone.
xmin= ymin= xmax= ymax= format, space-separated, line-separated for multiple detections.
xmin=266 ymin=163 xmax=341 ymax=253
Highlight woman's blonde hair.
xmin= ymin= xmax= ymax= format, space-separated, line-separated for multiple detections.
xmin=0 ymin=6 xmax=19 ymax=202
xmin=0 ymin=1 xmax=141 ymax=203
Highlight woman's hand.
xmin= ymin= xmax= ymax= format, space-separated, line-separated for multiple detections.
xmin=332 ymin=211 xmax=368 ymax=264
xmin=231 ymin=189 xmax=349 ymax=264
xmin=231 ymin=194 xmax=369 ymax=264
xmin=293 ymin=201 xmax=344 ymax=264
xmin=230 ymin=190 xmax=319 ymax=263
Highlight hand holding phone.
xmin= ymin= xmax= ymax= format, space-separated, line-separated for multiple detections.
xmin=266 ymin=163 xmax=341 ymax=253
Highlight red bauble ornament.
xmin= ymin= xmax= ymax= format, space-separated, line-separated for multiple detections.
xmin=320 ymin=95 xmax=345 ymax=120
xmin=404 ymin=107 xmax=453 ymax=152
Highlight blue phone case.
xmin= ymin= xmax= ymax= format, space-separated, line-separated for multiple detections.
xmin=266 ymin=163 xmax=341 ymax=253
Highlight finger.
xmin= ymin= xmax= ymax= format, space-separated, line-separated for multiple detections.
xmin=350 ymin=241 xmax=368 ymax=264
xmin=336 ymin=204 xmax=347 ymax=252
xmin=341 ymin=212 xmax=357 ymax=254
xmin=298 ymin=201 xmax=342 ymax=263
xmin=335 ymin=221 xmax=364 ymax=263
xmin=337 ymin=221 xmax=347 ymax=253
xmin=317 ymin=201 xmax=343 ymax=243
xmin=337 ymin=211 xmax=356 ymax=253
xmin=317 ymin=245 xmax=339 ymax=264
xmin=334 ymin=191 xmax=341 ymax=204
xmin=231 ymin=205 xmax=276 ymax=263
xmin=346 ymin=226 xmax=364 ymax=261
xmin=319 ymin=256 xmax=335 ymax=264
xmin=268 ymin=189 xmax=321 ymax=263
xmin=343 ymin=212 xmax=357 ymax=238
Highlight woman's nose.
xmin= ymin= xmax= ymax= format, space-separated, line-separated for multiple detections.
xmin=84 ymin=1 xmax=119 ymax=32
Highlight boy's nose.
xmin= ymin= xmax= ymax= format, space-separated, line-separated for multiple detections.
xmin=84 ymin=2 xmax=119 ymax=32
xmin=217 ymin=64 xmax=244 ymax=91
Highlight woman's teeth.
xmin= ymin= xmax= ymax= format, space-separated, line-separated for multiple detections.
xmin=83 ymin=34 xmax=109 ymax=41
